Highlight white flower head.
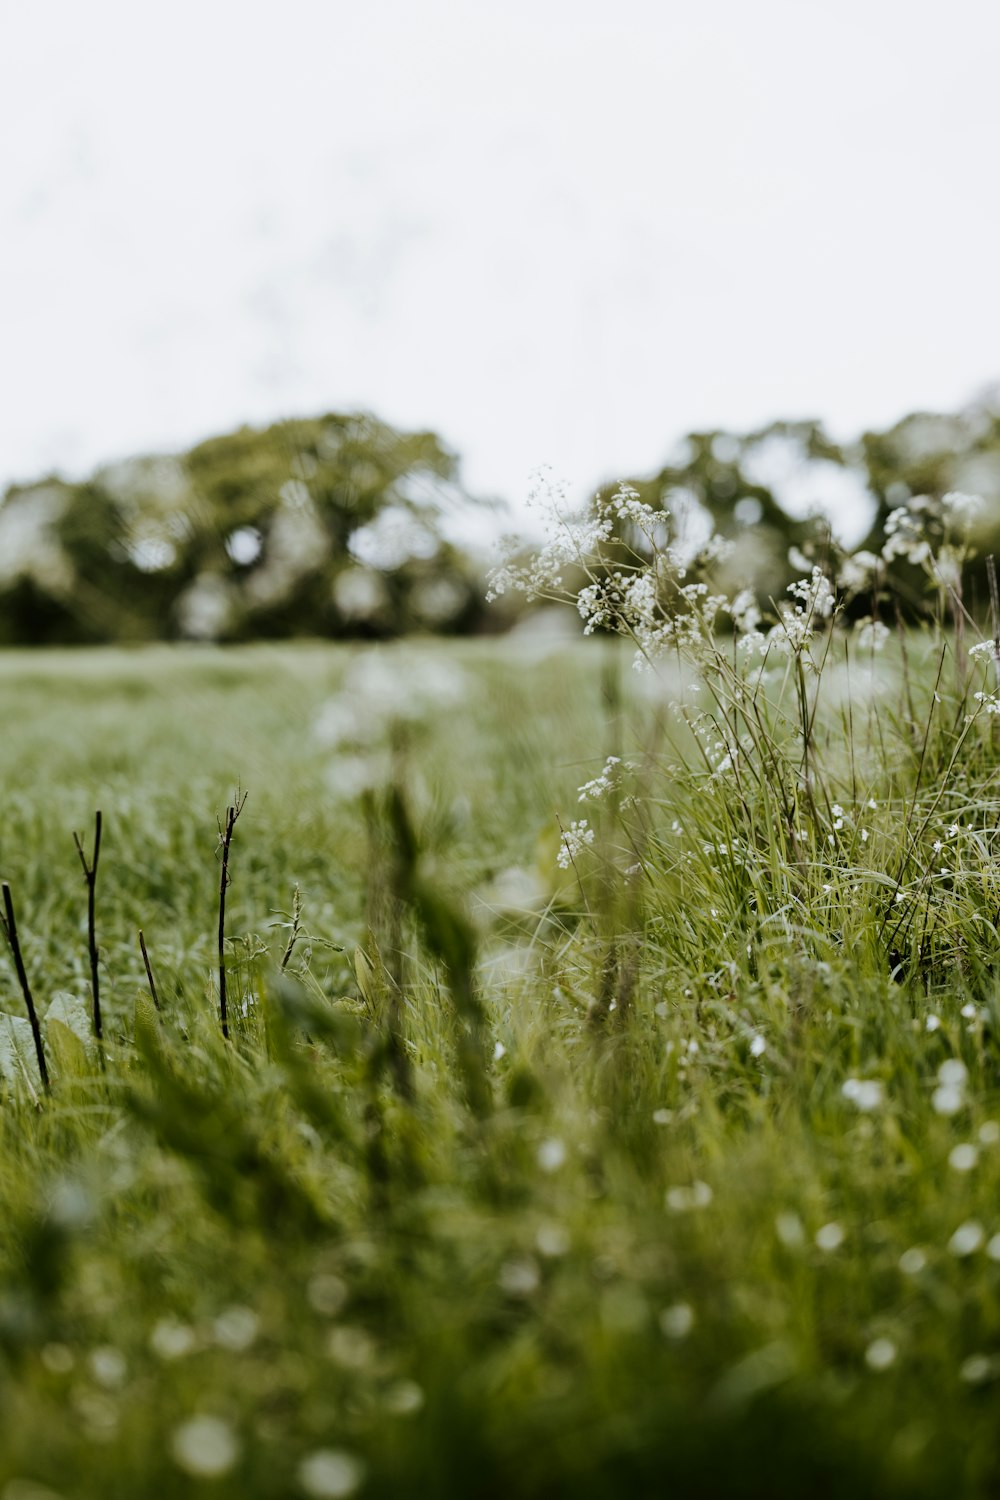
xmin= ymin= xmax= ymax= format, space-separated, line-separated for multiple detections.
xmin=842 ymin=1077 xmax=884 ymax=1112
xmin=557 ymin=819 xmax=595 ymax=869
xmin=856 ymin=617 xmax=889 ymax=652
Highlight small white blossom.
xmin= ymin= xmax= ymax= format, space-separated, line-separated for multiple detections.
xmin=842 ymin=1078 xmax=884 ymax=1112
xmin=775 ymin=1212 xmax=805 ymax=1248
xmin=933 ymin=1085 xmax=965 ymax=1117
xmin=949 ymin=1143 xmax=978 ymax=1173
xmin=855 ymin=617 xmax=889 ymax=652
xmin=537 ymin=1137 xmax=567 ymax=1172
xmin=577 ymin=756 xmax=623 ymax=802
xmin=949 ymin=1221 xmax=985 ymax=1257
xmin=171 ymin=1417 xmax=240 ymax=1479
xmin=666 ymin=1181 xmax=713 ymax=1213
xmin=150 ymin=1320 xmax=197 ymax=1361
xmin=865 ymin=1337 xmax=897 ymax=1372
xmin=815 ymin=1222 xmax=845 ymax=1252
xmin=659 ymin=1303 xmax=695 ymax=1339
xmin=838 ymin=551 xmax=879 ymax=592
xmin=960 ymin=1354 xmax=995 ymax=1385
xmin=941 ymin=490 xmax=982 ymax=521
xmin=297 ymin=1449 xmax=366 ymax=1498
xmin=557 ymin=819 xmax=595 ymax=869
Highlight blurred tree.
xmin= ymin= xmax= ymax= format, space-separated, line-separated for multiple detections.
xmin=6 ymin=392 xmax=1000 ymax=645
xmin=0 ymin=414 xmax=489 ymax=644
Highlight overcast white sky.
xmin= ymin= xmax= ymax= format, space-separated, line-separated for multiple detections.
xmin=3 ymin=0 xmax=1000 ymax=523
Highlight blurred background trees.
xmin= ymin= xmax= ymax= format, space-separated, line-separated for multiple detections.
xmin=0 ymin=413 xmax=487 ymax=644
xmin=4 ymin=390 xmax=1000 ymax=644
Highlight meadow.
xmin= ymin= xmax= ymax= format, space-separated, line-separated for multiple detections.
xmin=1 ymin=600 xmax=1000 ymax=1496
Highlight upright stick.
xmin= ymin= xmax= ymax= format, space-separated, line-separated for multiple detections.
xmin=139 ymin=929 xmax=161 ymax=1011
xmin=1 ymin=881 xmax=50 ymax=1092
xmin=217 ymin=792 xmax=247 ymax=1040
xmin=73 ymin=810 xmax=103 ymax=1041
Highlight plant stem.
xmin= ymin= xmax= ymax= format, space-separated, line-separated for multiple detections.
xmin=139 ymin=929 xmax=160 ymax=1010
xmin=73 ymin=810 xmax=102 ymax=1040
xmin=217 ymin=792 xmax=247 ymax=1040
xmin=1 ymin=881 xmax=49 ymax=1092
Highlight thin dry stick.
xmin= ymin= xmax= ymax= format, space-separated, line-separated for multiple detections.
xmin=73 ymin=810 xmax=103 ymax=1041
xmin=987 ymin=556 xmax=1000 ymax=693
xmin=217 ymin=791 xmax=247 ymax=1040
xmin=138 ymin=929 xmax=161 ymax=1010
xmin=1 ymin=881 xmax=50 ymax=1092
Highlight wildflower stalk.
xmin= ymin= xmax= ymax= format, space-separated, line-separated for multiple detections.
xmin=217 ymin=790 xmax=247 ymax=1041
xmin=139 ymin=929 xmax=161 ymax=1011
xmin=73 ymin=810 xmax=103 ymax=1041
xmin=1 ymin=881 xmax=49 ymax=1092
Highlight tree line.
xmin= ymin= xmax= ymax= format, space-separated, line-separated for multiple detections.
xmin=3 ymin=391 xmax=1000 ymax=643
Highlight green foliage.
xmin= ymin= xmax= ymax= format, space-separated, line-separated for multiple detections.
xmin=0 ymin=414 xmax=488 ymax=644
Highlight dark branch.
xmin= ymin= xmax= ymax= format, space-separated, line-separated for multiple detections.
xmin=1 ymin=881 xmax=49 ymax=1093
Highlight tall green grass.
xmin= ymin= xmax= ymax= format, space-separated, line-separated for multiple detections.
xmin=0 ymin=612 xmax=1000 ymax=1497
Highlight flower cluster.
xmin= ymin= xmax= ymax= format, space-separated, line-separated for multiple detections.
xmin=557 ymin=819 xmax=595 ymax=869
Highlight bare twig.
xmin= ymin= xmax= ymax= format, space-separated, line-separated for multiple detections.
xmin=988 ymin=555 xmax=1000 ymax=694
xmin=217 ymin=790 xmax=248 ymax=1040
xmin=138 ymin=929 xmax=161 ymax=1011
xmin=73 ymin=810 xmax=103 ymax=1040
xmin=1 ymin=881 xmax=49 ymax=1092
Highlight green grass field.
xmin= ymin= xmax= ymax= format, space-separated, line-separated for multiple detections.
xmin=2 ymin=633 xmax=1000 ymax=1499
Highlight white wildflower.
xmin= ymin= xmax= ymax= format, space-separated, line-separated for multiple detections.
xmin=815 ymin=1222 xmax=845 ymax=1252
xmin=941 ymin=491 xmax=982 ymax=522
xmin=666 ymin=1181 xmax=713 ymax=1213
xmin=838 ymin=551 xmax=879 ymax=592
xmin=150 ymin=1320 xmax=197 ymax=1361
xmin=658 ymin=1303 xmax=695 ymax=1339
xmin=212 ymin=1306 xmax=259 ymax=1353
xmin=933 ymin=1085 xmax=965 ymax=1116
xmin=948 ymin=1221 xmax=985 ymax=1257
xmin=297 ymin=1449 xmax=366 ymax=1498
xmin=730 ymin=588 xmax=762 ymax=633
xmin=842 ymin=1078 xmax=884 ymax=1112
xmin=577 ymin=756 xmax=623 ymax=802
xmin=960 ymin=1354 xmax=995 ymax=1385
xmin=171 ymin=1416 xmax=240 ymax=1479
xmin=949 ymin=1143 xmax=978 ymax=1173
xmin=938 ymin=1059 xmax=968 ymax=1089
xmin=865 ymin=1337 xmax=897 ymax=1372
xmin=557 ymin=820 xmax=594 ymax=869
xmin=775 ymin=1212 xmax=805 ymax=1248
xmin=537 ymin=1138 xmax=567 ymax=1172
xmin=855 ymin=617 xmax=889 ymax=652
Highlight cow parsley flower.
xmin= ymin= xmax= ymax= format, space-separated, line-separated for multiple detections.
xmin=557 ymin=819 xmax=595 ymax=868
